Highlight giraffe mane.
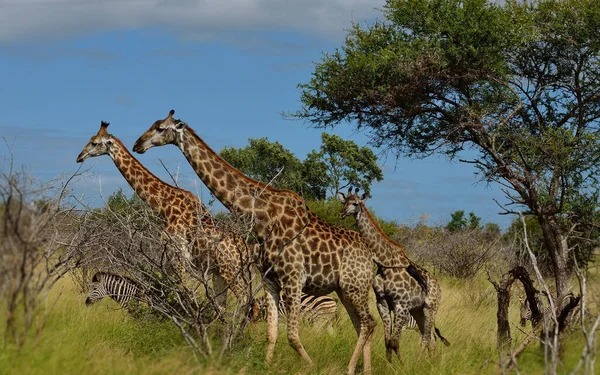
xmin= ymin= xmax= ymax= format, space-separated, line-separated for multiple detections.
xmin=359 ymin=201 xmax=408 ymax=257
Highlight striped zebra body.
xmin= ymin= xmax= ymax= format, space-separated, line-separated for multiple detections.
xmin=402 ymin=314 xmax=419 ymax=332
xmin=281 ymin=294 xmax=338 ymax=324
xmin=519 ymin=294 xmax=581 ymax=328
xmin=255 ymin=293 xmax=338 ymax=325
xmin=519 ymin=296 xmax=532 ymax=327
xmin=86 ymin=272 xmax=143 ymax=309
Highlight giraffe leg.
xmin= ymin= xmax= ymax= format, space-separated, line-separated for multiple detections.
xmin=389 ymin=305 xmax=411 ymax=364
xmin=212 ymin=272 xmax=228 ymax=312
xmin=215 ymin=238 xmax=253 ymax=314
xmin=282 ymin=282 xmax=313 ymax=364
xmin=263 ymin=280 xmax=280 ymax=364
xmin=377 ymin=299 xmax=393 ymax=363
xmin=217 ymin=260 xmax=253 ymax=317
xmin=418 ymin=306 xmax=436 ymax=360
xmin=373 ymin=276 xmax=393 ymax=363
xmin=337 ymin=290 xmax=375 ymax=375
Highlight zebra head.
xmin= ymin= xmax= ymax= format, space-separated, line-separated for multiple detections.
xmin=85 ymin=281 xmax=106 ymax=306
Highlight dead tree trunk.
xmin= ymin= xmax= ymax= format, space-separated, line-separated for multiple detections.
xmin=488 ymin=269 xmax=515 ymax=348
xmin=512 ymin=267 xmax=543 ymax=328
xmin=488 ymin=266 xmax=541 ymax=350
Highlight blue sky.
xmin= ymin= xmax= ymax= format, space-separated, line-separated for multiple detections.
xmin=0 ymin=0 xmax=512 ymax=228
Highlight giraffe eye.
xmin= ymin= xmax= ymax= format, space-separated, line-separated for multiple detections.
xmin=157 ymin=127 xmax=165 ymax=133
xmin=91 ymin=142 xmax=98 ymax=146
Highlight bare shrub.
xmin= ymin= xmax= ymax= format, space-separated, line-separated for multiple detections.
xmin=488 ymin=214 xmax=597 ymax=374
xmin=0 ymin=152 xmax=85 ymax=349
xmin=396 ymin=225 xmax=502 ymax=278
xmin=571 ymin=257 xmax=600 ymax=374
xmin=75 ymin=190 xmax=260 ymax=361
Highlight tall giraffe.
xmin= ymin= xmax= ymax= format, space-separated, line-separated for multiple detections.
xmin=133 ymin=110 xmax=375 ymax=375
xmin=76 ymin=121 xmax=253 ymax=308
xmin=338 ymin=188 xmax=450 ymax=363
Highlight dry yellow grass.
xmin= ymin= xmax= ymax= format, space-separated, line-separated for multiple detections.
xmin=1 ymin=266 xmax=598 ymax=375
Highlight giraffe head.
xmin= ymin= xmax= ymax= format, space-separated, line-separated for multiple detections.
xmin=337 ymin=187 xmax=369 ymax=219
xmin=133 ymin=109 xmax=186 ymax=154
xmin=76 ymin=121 xmax=117 ymax=162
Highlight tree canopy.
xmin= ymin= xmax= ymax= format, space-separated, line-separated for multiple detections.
xmin=295 ymin=0 xmax=600 ymax=308
xmin=220 ymin=133 xmax=382 ymax=200
xmin=447 ymin=210 xmax=481 ymax=232
xmin=220 ymin=137 xmax=307 ymax=195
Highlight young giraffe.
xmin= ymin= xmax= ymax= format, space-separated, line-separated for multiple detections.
xmin=338 ymin=188 xmax=450 ymax=363
xmin=76 ymin=121 xmax=254 ymax=308
xmin=133 ymin=110 xmax=376 ymax=375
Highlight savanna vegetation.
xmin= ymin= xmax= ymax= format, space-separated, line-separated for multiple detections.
xmin=2 ymin=0 xmax=600 ymax=374
xmin=295 ymin=0 xmax=600 ymax=362
xmin=1 ymin=160 xmax=598 ymax=374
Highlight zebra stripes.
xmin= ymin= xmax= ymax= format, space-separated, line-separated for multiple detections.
xmin=402 ymin=314 xmax=419 ymax=332
xmin=253 ymin=293 xmax=425 ymax=331
xmin=518 ymin=294 xmax=581 ymax=328
xmin=255 ymin=293 xmax=338 ymax=324
xmin=519 ymin=296 xmax=532 ymax=327
xmin=285 ymin=294 xmax=338 ymax=324
xmin=85 ymin=272 xmax=143 ymax=309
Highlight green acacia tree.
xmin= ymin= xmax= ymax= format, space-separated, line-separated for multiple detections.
xmin=220 ymin=134 xmax=383 ymax=200
xmin=306 ymin=133 xmax=383 ymax=197
xmin=220 ymin=137 xmax=307 ymax=195
xmin=447 ymin=210 xmax=482 ymax=232
xmin=295 ymin=0 xmax=600 ymax=318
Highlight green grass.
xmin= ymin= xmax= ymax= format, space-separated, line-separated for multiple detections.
xmin=1 ymin=270 xmax=598 ymax=375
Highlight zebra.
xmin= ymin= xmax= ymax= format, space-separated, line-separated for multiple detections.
xmin=518 ymin=295 xmax=532 ymax=327
xmin=253 ymin=293 xmax=339 ymax=326
xmin=519 ymin=293 xmax=581 ymax=328
xmin=252 ymin=293 xmax=424 ymax=330
xmin=85 ymin=272 xmax=145 ymax=309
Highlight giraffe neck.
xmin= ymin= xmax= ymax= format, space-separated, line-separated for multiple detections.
xmin=355 ymin=202 xmax=409 ymax=268
xmin=176 ymin=127 xmax=306 ymax=220
xmin=109 ymin=138 xmax=178 ymax=217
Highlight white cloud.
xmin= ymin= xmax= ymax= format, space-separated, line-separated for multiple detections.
xmin=0 ymin=0 xmax=383 ymax=43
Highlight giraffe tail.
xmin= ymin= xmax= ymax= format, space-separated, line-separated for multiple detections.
xmin=406 ymin=264 xmax=429 ymax=295
xmin=435 ymin=326 xmax=451 ymax=346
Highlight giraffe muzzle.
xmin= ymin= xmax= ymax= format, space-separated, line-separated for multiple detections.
xmin=132 ymin=139 xmax=147 ymax=154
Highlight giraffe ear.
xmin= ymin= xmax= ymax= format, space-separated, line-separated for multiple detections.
xmin=336 ymin=191 xmax=346 ymax=202
xmin=174 ymin=121 xmax=186 ymax=131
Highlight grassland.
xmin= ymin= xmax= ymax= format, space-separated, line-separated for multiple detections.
xmin=1 ymin=269 xmax=598 ymax=375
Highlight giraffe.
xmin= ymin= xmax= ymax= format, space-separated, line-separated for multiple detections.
xmin=133 ymin=109 xmax=376 ymax=375
xmin=76 ymin=121 xmax=254 ymax=309
xmin=338 ymin=187 xmax=450 ymax=363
